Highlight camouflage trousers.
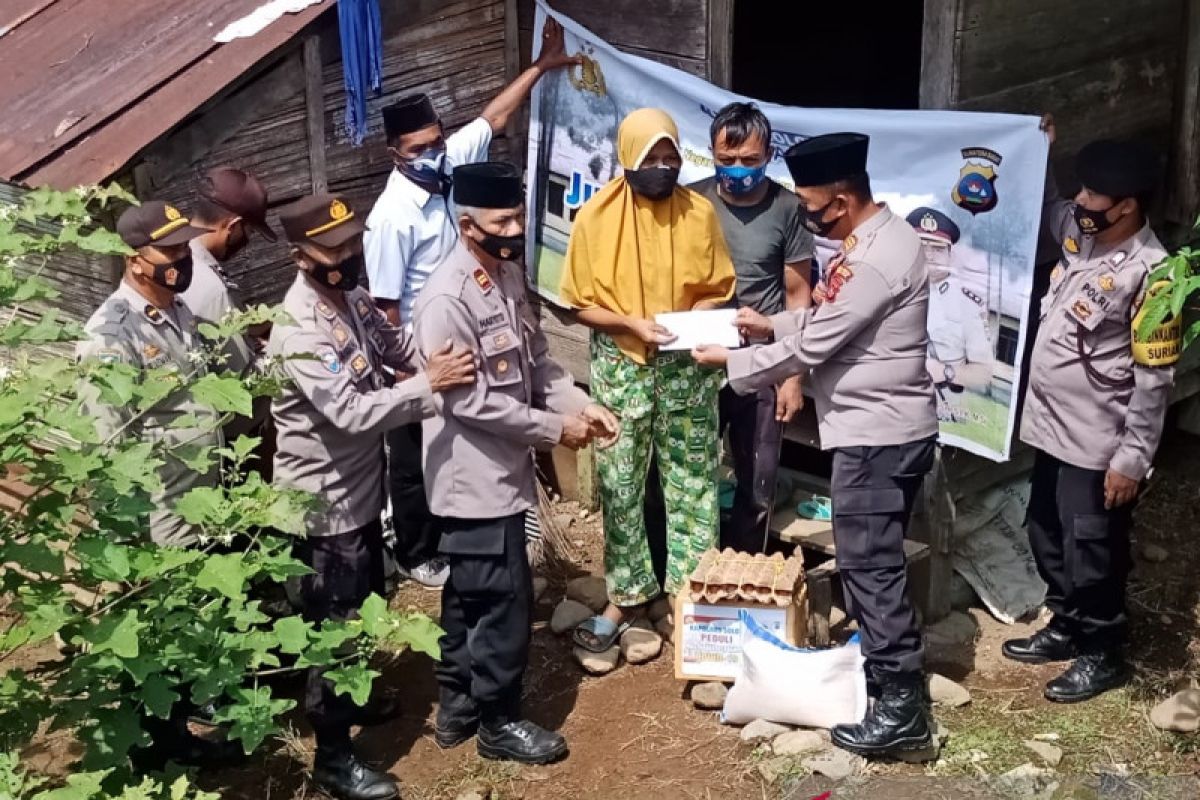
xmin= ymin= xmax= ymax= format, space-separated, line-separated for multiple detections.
xmin=591 ymin=334 xmax=721 ymax=606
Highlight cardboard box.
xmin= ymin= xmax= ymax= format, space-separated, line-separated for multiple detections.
xmin=674 ymin=592 xmax=808 ymax=683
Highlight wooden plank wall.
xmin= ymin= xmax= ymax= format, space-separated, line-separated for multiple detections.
xmin=929 ymin=0 xmax=1185 ymax=189
xmin=85 ymin=0 xmax=510 ymax=314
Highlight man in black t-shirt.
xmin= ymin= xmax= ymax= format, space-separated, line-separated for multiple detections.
xmin=691 ymin=102 xmax=814 ymax=553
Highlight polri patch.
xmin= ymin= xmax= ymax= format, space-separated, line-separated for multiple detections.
xmin=319 ymin=349 xmax=342 ymax=374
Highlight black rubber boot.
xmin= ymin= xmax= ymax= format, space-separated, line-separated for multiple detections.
xmin=312 ymin=753 xmax=399 ymax=800
xmin=830 ymin=670 xmax=933 ymax=758
xmin=477 ymin=719 xmax=568 ymax=765
xmin=1002 ymin=624 xmax=1076 ymax=664
xmin=1044 ymin=648 xmax=1127 ymax=703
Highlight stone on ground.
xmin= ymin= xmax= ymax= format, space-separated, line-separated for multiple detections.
xmin=756 ymin=755 xmax=793 ymax=785
xmin=550 ymin=599 xmax=593 ymax=634
xmin=690 ymin=681 xmax=728 ymax=710
xmin=1024 ymin=739 xmax=1063 ymax=767
xmin=771 ymin=730 xmax=827 ymax=757
xmin=573 ymin=644 xmax=620 ymax=675
xmin=928 ymin=673 xmax=972 ymax=707
xmin=1150 ymin=689 xmax=1200 ymax=733
xmin=620 ymin=627 xmax=663 ymax=664
xmin=994 ymin=763 xmax=1056 ymax=796
xmin=924 ymin=611 xmax=979 ymax=647
xmin=1140 ymin=543 xmax=1169 ymax=563
xmin=565 ymin=575 xmax=609 ymax=612
xmin=740 ymin=718 xmax=791 ymax=744
xmin=802 ymin=748 xmax=862 ymax=780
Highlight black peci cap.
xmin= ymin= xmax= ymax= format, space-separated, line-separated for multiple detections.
xmin=382 ymin=93 xmax=439 ymax=141
xmin=906 ymin=206 xmax=960 ymax=245
xmin=116 ymin=200 xmax=208 ymax=249
xmin=278 ymin=194 xmax=364 ymax=248
xmin=784 ymin=132 xmax=870 ymax=188
xmin=1076 ymin=139 xmax=1160 ymax=199
xmin=453 ymin=162 xmax=524 ymax=209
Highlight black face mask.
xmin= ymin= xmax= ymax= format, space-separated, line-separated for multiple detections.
xmin=626 ymin=166 xmax=680 ymax=200
xmin=146 ymin=254 xmax=194 ymax=293
xmin=475 ymin=231 xmax=526 ymax=262
xmin=310 ymin=254 xmax=363 ymax=291
xmin=1073 ymin=203 xmax=1118 ymax=235
xmin=801 ymin=199 xmax=840 ymax=237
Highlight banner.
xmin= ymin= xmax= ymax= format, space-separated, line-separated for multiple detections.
xmin=525 ymin=1 xmax=1048 ymax=462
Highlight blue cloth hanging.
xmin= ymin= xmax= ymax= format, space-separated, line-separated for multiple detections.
xmin=338 ymin=0 xmax=383 ymax=147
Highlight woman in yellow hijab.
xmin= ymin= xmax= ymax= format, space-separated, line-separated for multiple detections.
xmin=562 ymin=108 xmax=735 ymax=652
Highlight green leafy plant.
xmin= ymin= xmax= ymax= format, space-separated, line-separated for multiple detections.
xmin=0 ymin=186 xmax=441 ymax=793
xmin=1135 ymin=219 xmax=1200 ymax=351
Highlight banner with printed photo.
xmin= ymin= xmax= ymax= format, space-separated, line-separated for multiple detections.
xmin=524 ymin=0 xmax=1048 ymax=462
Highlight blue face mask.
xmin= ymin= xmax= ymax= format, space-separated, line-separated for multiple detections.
xmin=397 ymin=146 xmax=446 ymax=188
xmin=715 ymin=163 xmax=768 ymax=196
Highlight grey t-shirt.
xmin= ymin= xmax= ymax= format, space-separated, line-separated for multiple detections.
xmin=691 ymin=177 xmax=814 ymax=315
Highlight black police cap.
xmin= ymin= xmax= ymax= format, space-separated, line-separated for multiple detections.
xmin=453 ymin=162 xmax=524 ymax=209
xmin=784 ymin=132 xmax=870 ymax=188
xmin=906 ymin=206 xmax=960 ymax=245
xmin=1076 ymin=139 xmax=1159 ymax=199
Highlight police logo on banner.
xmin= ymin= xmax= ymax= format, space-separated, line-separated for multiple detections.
xmin=952 ymin=147 xmax=1002 ymax=216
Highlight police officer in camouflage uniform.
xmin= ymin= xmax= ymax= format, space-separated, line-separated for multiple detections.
xmin=414 ymin=163 xmax=619 ymax=765
xmin=693 ymin=133 xmax=939 ymax=760
xmin=268 ymin=193 xmax=475 ymax=800
xmin=77 ymin=201 xmax=220 ymax=547
xmin=1003 ymin=119 xmax=1176 ymax=704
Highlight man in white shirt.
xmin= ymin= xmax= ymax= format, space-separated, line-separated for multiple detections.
xmin=365 ymin=17 xmax=578 ymax=588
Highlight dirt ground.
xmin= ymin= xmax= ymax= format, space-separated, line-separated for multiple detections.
xmin=13 ymin=434 xmax=1200 ymax=798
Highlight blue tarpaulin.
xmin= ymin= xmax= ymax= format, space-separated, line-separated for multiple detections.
xmin=338 ymin=0 xmax=383 ymax=146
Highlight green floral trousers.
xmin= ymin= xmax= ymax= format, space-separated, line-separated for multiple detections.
xmin=591 ymin=334 xmax=721 ymax=606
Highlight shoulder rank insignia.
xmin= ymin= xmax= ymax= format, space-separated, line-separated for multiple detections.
xmin=355 ymin=298 xmax=372 ymax=318
xmin=1111 ymin=251 xmax=1128 ymax=266
xmin=1099 ymin=275 xmax=1116 ymax=292
xmin=319 ymin=349 xmax=342 ymax=374
xmin=332 ymin=324 xmax=350 ymax=345
xmin=962 ymin=287 xmax=984 ymax=306
xmin=1065 ymin=236 xmax=1080 ymax=254
xmin=473 ymin=267 xmax=495 ymax=294
xmin=350 ymin=353 xmax=368 ymax=376
xmin=143 ymin=304 xmax=164 ymax=325
xmin=143 ymin=343 xmax=161 ymax=360
xmin=315 ymin=300 xmax=337 ymax=320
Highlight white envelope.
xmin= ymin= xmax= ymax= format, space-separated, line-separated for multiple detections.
xmin=654 ymin=309 xmax=741 ymax=351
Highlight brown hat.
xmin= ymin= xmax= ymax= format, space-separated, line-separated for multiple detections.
xmin=116 ymin=200 xmax=208 ymax=249
xmin=278 ymin=194 xmax=364 ymax=248
xmin=197 ymin=167 xmax=276 ymax=241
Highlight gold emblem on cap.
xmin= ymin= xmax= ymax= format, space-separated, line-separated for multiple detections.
xmin=165 ymin=205 xmax=181 ymax=221
xmin=305 ymin=201 xmax=356 ymax=237
xmin=919 ymin=213 xmax=939 ymax=233
xmin=330 ymin=200 xmax=349 ymax=220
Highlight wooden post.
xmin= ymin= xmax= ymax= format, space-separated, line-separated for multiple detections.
xmin=303 ymin=35 xmax=328 ymax=194
xmin=912 ymin=448 xmax=955 ymax=623
xmin=707 ymin=0 xmax=734 ymax=89
xmin=504 ymin=0 xmax=525 ymax=170
xmin=1168 ymin=0 xmax=1200 ymax=225
xmin=918 ymin=0 xmax=963 ymax=109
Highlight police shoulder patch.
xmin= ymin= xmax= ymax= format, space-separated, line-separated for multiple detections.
xmin=318 ymin=348 xmax=342 ymax=374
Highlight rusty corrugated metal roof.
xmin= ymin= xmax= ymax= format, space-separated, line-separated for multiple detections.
xmin=0 ymin=0 xmax=333 ymax=188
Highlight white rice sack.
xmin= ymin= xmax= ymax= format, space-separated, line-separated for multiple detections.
xmin=722 ymin=612 xmax=868 ymax=730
